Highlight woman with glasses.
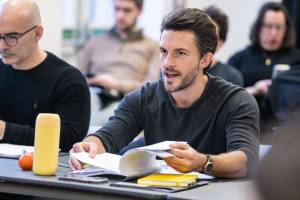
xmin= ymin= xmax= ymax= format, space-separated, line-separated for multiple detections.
xmin=228 ymin=2 xmax=300 ymax=97
xmin=228 ymin=2 xmax=300 ymax=139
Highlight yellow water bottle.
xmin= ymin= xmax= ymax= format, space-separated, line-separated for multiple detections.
xmin=33 ymin=113 xmax=60 ymax=175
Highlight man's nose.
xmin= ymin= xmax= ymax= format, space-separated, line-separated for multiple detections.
xmin=162 ymin=54 xmax=175 ymax=68
xmin=116 ymin=10 xmax=125 ymax=20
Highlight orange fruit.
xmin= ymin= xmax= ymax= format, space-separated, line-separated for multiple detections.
xmin=18 ymin=153 xmax=33 ymax=171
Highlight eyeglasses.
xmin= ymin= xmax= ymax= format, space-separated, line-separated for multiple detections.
xmin=0 ymin=25 xmax=38 ymax=46
xmin=262 ymin=23 xmax=286 ymax=32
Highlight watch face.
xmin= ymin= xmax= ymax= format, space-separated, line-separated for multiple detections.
xmin=206 ymin=163 xmax=213 ymax=173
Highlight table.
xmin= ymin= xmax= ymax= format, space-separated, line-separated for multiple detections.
xmin=0 ymin=156 xmax=258 ymax=200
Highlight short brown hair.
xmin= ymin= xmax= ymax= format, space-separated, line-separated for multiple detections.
xmin=132 ymin=0 xmax=143 ymax=9
xmin=114 ymin=0 xmax=143 ymax=9
xmin=161 ymin=8 xmax=217 ymax=57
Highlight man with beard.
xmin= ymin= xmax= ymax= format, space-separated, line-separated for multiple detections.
xmin=79 ymin=0 xmax=160 ymax=126
xmin=70 ymin=8 xmax=259 ymax=178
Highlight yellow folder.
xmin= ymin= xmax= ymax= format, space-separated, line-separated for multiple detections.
xmin=137 ymin=173 xmax=198 ymax=187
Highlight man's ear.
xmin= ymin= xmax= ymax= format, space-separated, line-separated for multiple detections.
xmin=34 ymin=25 xmax=43 ymax=41
xmin=200 ymin=53 xmax=214 ymax=69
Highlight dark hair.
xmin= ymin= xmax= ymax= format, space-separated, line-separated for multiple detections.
xmin=250 ymin=2 xmax=296 ymax=49
xmin=132 ymin=0 xmax=143 ymax=9
xmin=204 ymin=6 xmax=228 ymax=42
xmin=161 ymin=8 xmax=217 ymax=57
xmin=115 ymin=0 xmax=143 ymax=9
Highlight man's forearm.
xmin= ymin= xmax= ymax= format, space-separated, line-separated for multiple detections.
xmin=209 ymin=151 xmax=248 ymax=178
xmin=83 ymin=135 xmax=107 ymax=154
xmin=118 ymin=80 xmax=141 ymax=94
xmin=0 ymin=120 xmax=6 ymax=140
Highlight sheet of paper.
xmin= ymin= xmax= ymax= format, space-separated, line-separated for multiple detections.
xmin=134 ymin=141 xmax=187 ymax=158
xmin=71 ymin=152 xmax=121 ymax=173
xmin=156 ymin=160 xmax=215 ymax=180
xmin=70 ymin=166 xmax=120 ymax=176
xmin=0 ymin=143 xmax=34 ymax=158
xmin=119 ymin=150 xmax=159 ymax=176
xmin=136 ymin=141 xmax=187 ymax=151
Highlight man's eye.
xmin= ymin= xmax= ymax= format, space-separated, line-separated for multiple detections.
xmin=176 ymin=51 xmax=186 ymax=56
xmin=160 ymin=49 xmax=167 ymax=56
xmin=4 ymin=35 xmax=18 ymax=40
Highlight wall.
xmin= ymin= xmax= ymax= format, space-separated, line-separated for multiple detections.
xmin=35 ymin=0 xmax=62 ymax=56
xmin=54 ymin=0 xmax=280 ymax=62
xmin=186 ymin=0 xmax=281 ymax=62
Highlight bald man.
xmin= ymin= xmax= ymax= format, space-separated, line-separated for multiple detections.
xmin=0 ymin=0 xmax=90 ymax=152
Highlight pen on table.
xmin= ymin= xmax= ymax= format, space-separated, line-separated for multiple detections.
xmin=58 ymin=163 xmax=69 ymax=168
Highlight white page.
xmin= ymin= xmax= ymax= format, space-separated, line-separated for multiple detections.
xmin=134 ymin=141 xmax=187 ymax=158
xmin=136 ymin=141 xmax=186 ymax=151
xmin=157 ymin=160 xmax=215 ymax=180
xmin=0 ymin=143 xmax=34 ymax=158
xmin=71 ymin=152 xmax=121 ymax=173
xmin=119 ymin=150 xmax=158 ymax=176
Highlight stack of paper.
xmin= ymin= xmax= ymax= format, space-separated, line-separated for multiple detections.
xmin=71 ymin=141 xmax=182 ymax=178
xmin=70 ymin=141 xmax=215 ymax=180
xmin=0 ymin=143 xmax=34 ymax=158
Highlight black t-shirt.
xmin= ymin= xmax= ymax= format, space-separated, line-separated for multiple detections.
xmin=0 ymin=52 xmax=90 ymax=152
xmin=92 ymin=74 xmax=260 ymax=175
xmin=228 ymin=45 xmax=300 ymax=87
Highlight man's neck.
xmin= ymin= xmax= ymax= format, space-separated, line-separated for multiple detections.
xmin=171 ymin=74 xmax=208 ymax=108
xmin=12 ymin=48 xmax=47 ymax=70
xmin=114 ymin=26 xmax=142 ymax=41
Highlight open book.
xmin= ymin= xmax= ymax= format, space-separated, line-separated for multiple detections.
xmin=70 ymin=141 xmax=215 ymax=180
xmin=71 ymin=141 xmax=183 ymax=178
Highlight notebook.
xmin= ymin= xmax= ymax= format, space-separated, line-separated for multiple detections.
xmin=137 ymin=173 xmax=198 ymax=188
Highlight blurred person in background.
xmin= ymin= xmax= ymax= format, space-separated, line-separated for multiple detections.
xmin=204 ymin=6 xmax=243 ymax=87
xmin=79 ymin=0 xmax=160 ymax=126
xmin=228 ymin=2 xmax=300 ymax=104
xmin=260 ymin=63 xmax=300 ymax=141
xmin=0 ymin=0 xmax=90 ymax=199
xmin=256 ymin=117 xmax=300 ymax=200
xmin=0 ymin=0 xmax=90 ymax=152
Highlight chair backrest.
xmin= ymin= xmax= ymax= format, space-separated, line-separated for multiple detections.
xmin=268 ymin=65 xmax=300 ymax=120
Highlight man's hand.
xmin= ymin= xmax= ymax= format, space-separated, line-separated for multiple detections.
xmin=163 ymin=143 xmax=207 ymax=173
xmin=69 ymin=142 xmax=98 ymax=171
xmin=254 ymin=79 xmax=272 ymax=95
xmin=69 ymin=135 xmax=106 ymax=171
xmin=87 ymin=73 xmax=120 ymax=91
xmin=0 ymin=120 xmax=6 ymax=140
xmin=246 ymin=79 xmax=272 ymax=96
